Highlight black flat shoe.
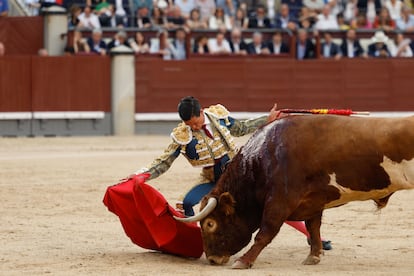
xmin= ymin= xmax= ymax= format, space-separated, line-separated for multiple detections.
xmin=307 ymin=238 xmax=333 ymax=250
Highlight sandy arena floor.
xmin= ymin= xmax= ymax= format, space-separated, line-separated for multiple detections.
xmin=1 ymin=135 xmax=414 ymax=275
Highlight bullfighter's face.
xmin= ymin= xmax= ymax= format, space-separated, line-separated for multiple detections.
xmin=184 ymin=110 xmax=205 ymax=131
xmin=200 ymin=193 xmax=253 ymax=265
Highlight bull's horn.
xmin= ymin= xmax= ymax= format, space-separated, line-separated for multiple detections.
xmin=173 ymin=197 xmax=217 ymax=223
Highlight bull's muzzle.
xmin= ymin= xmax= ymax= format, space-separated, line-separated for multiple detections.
xmin=207 ymin=255 xmax=230 ymax=265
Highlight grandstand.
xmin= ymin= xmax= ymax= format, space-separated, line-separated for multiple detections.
xmin=1 ymin=1 xmax=414 ymax=136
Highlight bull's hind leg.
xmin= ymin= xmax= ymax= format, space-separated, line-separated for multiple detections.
xmin=232 ymin=209 xmax=286 ymax=269
xmin=302 ymin=212 xmax=323 ymax=265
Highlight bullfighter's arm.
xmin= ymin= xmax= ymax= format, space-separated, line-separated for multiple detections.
xmin=229 ymin=115 xmax=268 ymax=137
xmin=137 ymin=141 xmax=181 ymax=180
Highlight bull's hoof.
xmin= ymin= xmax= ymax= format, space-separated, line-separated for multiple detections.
xmin=232 ymin=259 xmax=252 ymax=269
xmin=301 ymin=255 xmax=320 ymax=265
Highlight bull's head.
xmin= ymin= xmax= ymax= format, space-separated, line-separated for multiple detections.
xmin=174 ymin=192 xmax=253 ymax=265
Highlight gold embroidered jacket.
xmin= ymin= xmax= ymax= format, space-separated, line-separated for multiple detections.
xmin=141 ymin=104 xmax=268 ymax=180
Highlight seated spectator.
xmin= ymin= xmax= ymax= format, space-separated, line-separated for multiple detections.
xmin=0 ymin=0 xmax=9 ymax=16
xmin=151 ymin=6 xmax=168 ymax=29
xmin=175 ymin=0 xmax=196 ymax=19
xmin=396 ymin=5 xmax=414 ymax=31
xmin=248 ymin=5 xmax=272 ymax=28
xmin=246 ymin=32 xmax=270 ymax=55
xmin=72 ymin=29 xmax=91 ymax=54
xmin=149 ymin=29 xmax=178 ymax=60
xmin=303 ymin=0 xmax=325 ymax=13
xmin=373 ymin=7 xmax=396 ymax=31
xmin=358 ymin=0 xmax=382 ymax=25
xmin=367 ymin=30 xmax=391 ymax=58
xmin=94 ymin=0 xmax=112 ymax=27
xmin=133 ymin=0 xmax=153 ymax=16
xmin=87 ymin=28 xmax=107 ymax=56
xmin=296 ymin=28 xmax=315 ymax=59
xmin=282 ymin=0 xmax=303 ymax=20
xmin=207 ymin=31 xmax=231 ymax=54
xmin=390 ymin=32 xmax=413 ymax=57
xmin=350 ymin=12 xmax=373 ymax=29
xmin=209 ymin=7 xmax=233 ymax=30
xmin=193 ymin=35 xmax=209 ymax=54
xmin=171 ymin=27 xmax=187 ymax=60
xmin=107 ymin=31 xmax=131 ymax=53
xmin=25 ymin=0 xmax=41 ymax=16
xmin=274 ymin=3 xmax=298 ymax=31
xmin=337 ymin=12 xmax=351 ymax=30
xmin=136 ymin=6 xmax=152 ymax=28
xmin=129 ymin=32 xmax=150 ymax=54
xmin=186 ymin=8 xmax=208 ymax=29
xmin=195 ymin=0 xmax=216 ymax=22
xmin=340 ymin=28 xmax=365 ymax=58
xmin=78 ymin=5 xmax=101 ymax=30
xmin=216 ymin=0 xmax=237 ymax=17
xmin=114 ymin=0 xmax=128 ymax=26
xmin=166 ymin=5 xmax=186 ymax=29
xmin=298 ymin=6 xmax=318 ymax=29
xmin=267 ymin=31 xmax=290 ymax=55
xmin=228 ymin=27 xmax=248 ymax=55
xmin=314 ymin=4 xmax=339 ymax=30
xmin=327 ymin=0 xmax=344 ymax=17
xmin=343 ymin=0 xmax=358 ymax=23
xmin=384 ymin=0 xmax=402 ymax=21
xmin=320 ymin=32 xmax=341 ymax=59
xmin=0 ymin=42 xmax=5 ymax=56
xmin=233 ymin=7 xmax=249 ymax=30
xmin=68 ymin=4 xmax=82 ymax=28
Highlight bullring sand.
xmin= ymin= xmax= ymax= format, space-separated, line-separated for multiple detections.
xmin=1 ymin=135 xmax=413 ymax=275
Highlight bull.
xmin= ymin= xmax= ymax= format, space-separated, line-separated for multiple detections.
xmin=175 ymin=114 xmax=414 ymax=268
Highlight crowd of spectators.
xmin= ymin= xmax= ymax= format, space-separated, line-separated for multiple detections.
xmin=59 ymin=0 xmax=414 ymax=59
xmin=61 ymin=0 xmax=414 ymax=32
xmin=2 ymin=0 xmax=414 ymax=59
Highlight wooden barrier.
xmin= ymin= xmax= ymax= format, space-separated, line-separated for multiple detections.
xmin=0 ymin=17 xmax=43 ymax=56
xmin=0 ymin=56 xmax=32 ymax=112
xmin=0 ymin=55 xmax=112 ymax=136
xmin=31 ymin=55 xmax=111 ymax=112
xmin=135 ymin=57 xmax=414 ymax=113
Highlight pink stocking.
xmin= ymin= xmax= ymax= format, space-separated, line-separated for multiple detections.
xmin=285 ymin=221 xmax=326 ymax=241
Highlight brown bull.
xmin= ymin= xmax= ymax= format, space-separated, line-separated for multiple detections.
xmin=175 ymin=114 xmax=414 ymax=268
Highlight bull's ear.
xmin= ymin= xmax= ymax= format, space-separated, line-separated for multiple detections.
xmin=219 ymin=192 xmax=235 ymax=216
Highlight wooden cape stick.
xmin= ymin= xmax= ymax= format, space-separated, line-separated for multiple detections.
xmin=280 ymin=109 xmax=370 ymax=116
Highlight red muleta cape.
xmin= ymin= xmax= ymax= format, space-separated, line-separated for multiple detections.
xmin=103 ymin=176 xmax=204 ymax=258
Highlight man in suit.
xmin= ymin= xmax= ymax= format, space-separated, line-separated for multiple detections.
xmin=267 ymin=31 xmax=290 ymax=54
xmin=274 ymin=3 xmax=298 ymax=31
xmin=248 ymin=5 xmax=272 ymax=29
xmin=228 ymin=27 xmax=248 ymax=55
xmin=296 ymin=28 xmax=315 ymax=59
xmin=246 ymin=31 xmax=270 ymax=55
xmin=340 ymin=28 xmax=365 ymax=58
xmin=320 ymin=32 xmax=341 ymax=59
xmin=87 ymin=28 xmax=107 ymax=56
xmin=367 ymin=30 xmax=391 ymax=58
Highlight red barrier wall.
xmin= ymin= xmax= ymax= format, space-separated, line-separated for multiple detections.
xmin=0 ymin=56 xmax=111 ymax=112
xmin=31 ymin=56 xmax=111 ymax=111
xmin=0 ymin=56 xmax=32 ymax=112
xmin=0 ymin=17 xmax=43 ymax=56
xmin=135 ymin=57 xmax=414 ymax=113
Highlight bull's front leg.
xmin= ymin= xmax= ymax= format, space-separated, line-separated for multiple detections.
xmin=302 ymin=212 xmax=323 ymax=265
xmin=232 ymin=207 xmax=285 ymax=269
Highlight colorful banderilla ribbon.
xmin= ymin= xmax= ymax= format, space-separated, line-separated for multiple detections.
xmin=280 ymin=109 xmax=370 ymax=116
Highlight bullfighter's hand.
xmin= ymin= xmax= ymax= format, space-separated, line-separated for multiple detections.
xmin=133 ymin=172 xmax=151 ymax=185
xmin=267 ymin=103 xmax=283 ymax=123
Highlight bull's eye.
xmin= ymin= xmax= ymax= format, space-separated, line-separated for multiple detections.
xmin=203 ymin=218 xmax=217 ymax=233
